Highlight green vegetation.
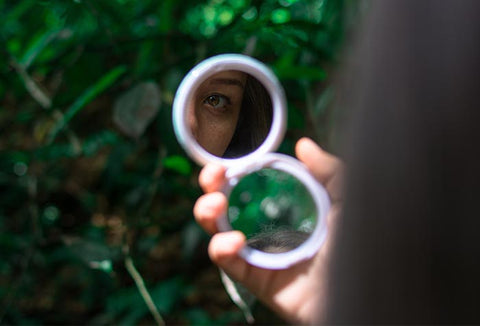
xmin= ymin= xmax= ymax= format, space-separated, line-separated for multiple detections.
xmin=0 ymin=0 xmax=360 ymax=324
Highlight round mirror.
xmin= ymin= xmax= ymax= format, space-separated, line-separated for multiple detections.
xmin=218 ymin=154 xmax=330 ymax=270
xmin=173 ymin=54 xmax=286 ymax=166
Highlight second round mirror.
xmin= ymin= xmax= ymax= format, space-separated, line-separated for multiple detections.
xmin=228 ymin=168 xmax=317 ymax=253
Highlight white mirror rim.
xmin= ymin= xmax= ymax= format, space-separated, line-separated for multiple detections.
xmin=218 ymin=153 xmax=330 ymax=270
xmin=172 ymin=54 xmax=287 ymax=167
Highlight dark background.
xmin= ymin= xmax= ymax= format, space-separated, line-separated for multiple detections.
xmin=0 ymin=0 xmax=361 ymax=324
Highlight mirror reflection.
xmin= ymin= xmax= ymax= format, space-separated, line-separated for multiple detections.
xmin=228 ymin=168 xmax=317 ymax=253
xmin=188 ymin=70 xmax=273 ymax=158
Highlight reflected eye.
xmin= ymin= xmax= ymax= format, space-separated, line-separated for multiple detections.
xmin=203 ymin=94 xmax=230 ymax=110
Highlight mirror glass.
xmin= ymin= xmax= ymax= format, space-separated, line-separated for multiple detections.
xmin=187 ymin=70 xmax=273 ymax=158
xmin=228 ymin=168 xmax=317 ymax=253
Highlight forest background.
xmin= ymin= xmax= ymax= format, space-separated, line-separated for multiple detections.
xmin=0 ymin=0 xmax=362 ymax=324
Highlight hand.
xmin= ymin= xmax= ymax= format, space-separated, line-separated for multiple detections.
xmin=193 ymin=137 xmax=343 ymax=324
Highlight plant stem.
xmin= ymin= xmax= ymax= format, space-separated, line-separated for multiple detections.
xmin=124 ymin=256 xmax=165 ymax=326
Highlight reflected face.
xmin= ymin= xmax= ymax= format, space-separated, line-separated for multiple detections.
xmin=188 ymin=70 xmax=247 ymax=157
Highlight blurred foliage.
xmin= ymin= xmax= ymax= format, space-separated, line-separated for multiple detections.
xmin=0 ymin=0 xmax=362 ymax=324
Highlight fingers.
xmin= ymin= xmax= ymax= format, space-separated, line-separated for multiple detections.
xmin=208 ymin=231 xmax=248 ymax=282
xmin=295 ymin=137 xmax=340 ymax=184
xmin=193 ymin=192 xmax=228 ymax=235
xmin=198 ymin=164 xmax=226 ymax=193
xmin=295 ymin=137 xmax=343 ymax=202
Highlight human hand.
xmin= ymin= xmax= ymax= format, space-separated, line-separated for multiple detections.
xmin=193 ymin=137 xmax=343 ymax=324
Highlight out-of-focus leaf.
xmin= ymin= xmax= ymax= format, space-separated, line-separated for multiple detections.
xmin=183 ymin=308 xmax=213 ymax=325
xmin=19 ymin=28 xmax=60 ymax=68
xmin=275 ymin=65 xmax=327 ymax=81
xmin=62 ymin=236 xmax=119 ymax=266
xmin=181 ymin=221 xmax=205 ymax=261
xmin=107 ymin=276 xmax=184 ymax=325
xmin=113 ymin=81 xmax=161 ymax=138
xmin=150 ymin=277 xmax=185 ymax=314
xmin=33 ymin=143 xmax=76 ymax=160
xmin=271 ymin=8 xmax=290 ymax=24
xmin=82 ymin=130 xmax=119 ymax=156
xmin=48 ymin=65 xmax=127 ymax=143
xmin=287 ymin=102 xmax=305 ymax=129
xmin=89 ymin=260 xmax=113 ymax=273
xmin=163 ymin=155 xmax=192 ymax=176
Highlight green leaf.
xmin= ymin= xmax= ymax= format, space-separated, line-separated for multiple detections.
xmin=163 ymin=155 xmax=192 ymax=176
xmin=107 ymin=276 xmax=184 ymax=324
xmin=82 ymin=130 xmax=119 ymax=156
xmin=47 ymin=65 xmax=127 ymax=143
xmin=19 ymin=28 xmax=60 ymax=68
xmin=275 ymin=65 xmax=327 ymax=81
xmin=113 ymin=81 xmax=161 ymax=139
xmin=62 ymin=237 xmax=119 ymax=265
xmin=271 ymin=8 xmax=291 ymax=24
xmin=150 ymin=277 xmax=185 ymax=314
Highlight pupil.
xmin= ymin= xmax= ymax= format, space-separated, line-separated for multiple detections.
xmin=208 ymin=95 xmax=219 ymax=106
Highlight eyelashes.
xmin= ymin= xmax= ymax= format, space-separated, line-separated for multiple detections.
xmin=202 ymin=93 xmax=231 ymax=113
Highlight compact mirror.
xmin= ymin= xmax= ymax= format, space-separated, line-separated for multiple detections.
xmin=173 ymin=54 xmax=330 ymax=269
xmin=173 ymin=54 xmax=286 ymax=167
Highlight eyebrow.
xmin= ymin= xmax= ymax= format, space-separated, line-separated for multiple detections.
xmin=208 ymin=78 xmax=245 ymax=89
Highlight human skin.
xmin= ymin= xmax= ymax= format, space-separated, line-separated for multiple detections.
xmin=188 ymin=70 xmax=247 ymax=157
xmin=193 ymin=137 xmax=343 ymax=324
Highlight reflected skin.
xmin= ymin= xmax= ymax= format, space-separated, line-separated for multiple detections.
xmin=188 ymin=71 xmax=247 ymax=157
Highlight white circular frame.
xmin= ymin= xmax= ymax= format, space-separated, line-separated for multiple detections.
xmin=218 ymin=153 xmax=330 ymax=270
xmin=172 ymin=54 xmax=287 ymax=167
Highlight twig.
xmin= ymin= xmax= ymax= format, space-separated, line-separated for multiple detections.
xmin=121 ymin=148 xmax=167 ymax=325
xmin=242 ymin=36 xmax=258 ymax=56
xmin=136 ymin=147 xmax=166 ymax=220
xmin=10 ymin=59 xmax=51 ymax=109
xmin=124 ymin=255 xmax=165 ymax=326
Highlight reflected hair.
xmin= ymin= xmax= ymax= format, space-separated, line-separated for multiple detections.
xmin=247 ymin=228 xmax=309 ymax=253
xmin=223 ymin=75 xmax=273 ymax=158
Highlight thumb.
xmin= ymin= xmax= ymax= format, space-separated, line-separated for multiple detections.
xmin=295 ymin=137 xmax=340 ymax=185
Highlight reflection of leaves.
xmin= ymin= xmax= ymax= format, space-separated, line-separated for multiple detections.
xmin=229 ymin=169 xmax=316 ymax=238
xmin=113 ymin=81 xmax=161 ymax=139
